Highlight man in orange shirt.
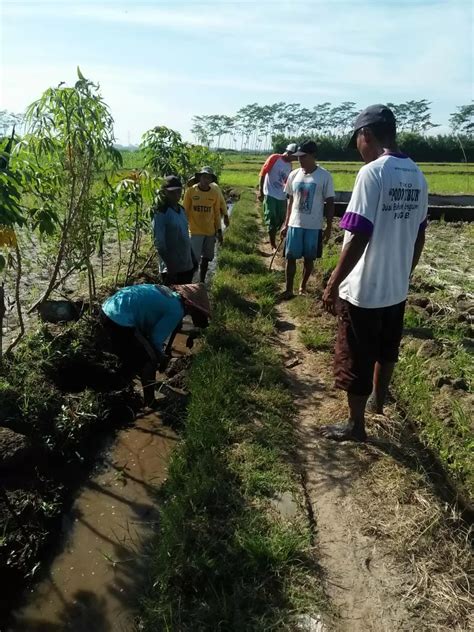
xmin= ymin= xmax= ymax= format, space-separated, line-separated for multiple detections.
xmin=258 ymin=143 xmax=296 ymax=251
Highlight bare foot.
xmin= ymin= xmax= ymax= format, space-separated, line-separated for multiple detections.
xmin=319 ymin=422 xmax=367 ymax=442
xmin=366 ymin=393 xmax=383 ymax=415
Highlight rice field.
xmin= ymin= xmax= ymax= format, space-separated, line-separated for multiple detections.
xmin=221 ymin=154 xmax=474 ymax=194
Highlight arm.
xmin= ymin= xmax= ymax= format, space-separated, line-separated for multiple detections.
xmin=153 ymin=212 xmax=169 ymax=265
xmin=280 ymin=171 xmax=295 ymax=237
xmin=280 ymin=196 xmax=293 ymax=237
xmin=322 ymin=232 xmax=370 ymax=314
xmin=214 ymin=199 xmax=223 ymax=243
xmin=323 ymin=197 xmax=335 ymax=242
xmin=411 ymin=180 xmax=428 ymax=273
xmin=150 ymin=304 xmax=184 ymax=358
xmin=134 ymin=329 xmax=162 ymax=367
xmin=218 ymin=189 xmax=229 ymax=226
xmin=258 ymin=175 xmax=265 ymax=202
xmin=258 ymin=154 xmax=278 ymax=202
xmin=411 ymin=227 xmax=426 ymax=273
xmin=183 ymin=188 xmax=192 ymax=220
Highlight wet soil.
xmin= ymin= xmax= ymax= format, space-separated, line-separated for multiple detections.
xmin=7 ymin=412 xmax=177 ymax=632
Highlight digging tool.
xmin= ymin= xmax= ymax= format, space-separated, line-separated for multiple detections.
xmin=269 ymin=237 xmax=284 ymax=271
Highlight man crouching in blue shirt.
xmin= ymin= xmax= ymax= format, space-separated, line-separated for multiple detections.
xmin=101 ymin=283 xmax=211 ymax=407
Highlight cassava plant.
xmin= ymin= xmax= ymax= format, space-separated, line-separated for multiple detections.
xmin=140 ymin=126 xmax=191 ymax=180
xmin=21 ymin=67 xmax=122 ymax=312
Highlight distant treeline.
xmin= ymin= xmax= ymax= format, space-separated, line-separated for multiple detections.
xmin=191 ymin=101 xmax=473 ymax=161
xmin=272 ymin=132 xmax=474 ymax=163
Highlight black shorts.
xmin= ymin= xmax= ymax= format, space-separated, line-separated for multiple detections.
xmin=334 ymin=299 xmax=406 ymax=396
xmin=100 ymin=311 xmax=153 ymax=375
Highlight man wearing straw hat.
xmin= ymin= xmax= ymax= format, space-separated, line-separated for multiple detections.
xmin=183 ymin=166 xmax=227 ymax=283
xmin=101 ymin=283 xmax=211 ymax=407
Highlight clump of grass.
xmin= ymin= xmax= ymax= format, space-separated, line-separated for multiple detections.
xmin=140 ymin=190 xmax=326 ymax=630
xmin=353 ymin=428 xmax=473 ymax=630
xmin=404 ymin=306 xmax=429 ymax=329
xmin=393 ymin=349 xmax=473 ymax=500
xmin=300 ymin=325 xmax=333 ymax=351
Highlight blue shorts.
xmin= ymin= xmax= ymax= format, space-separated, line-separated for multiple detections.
xmin=285 ymin=227 xmax=323 ymax=260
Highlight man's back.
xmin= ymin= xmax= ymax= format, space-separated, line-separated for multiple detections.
xmin=260 ymin=154 xmax=291 ymax=200
xmin=339 ymin=153 xmax=428 ymax=308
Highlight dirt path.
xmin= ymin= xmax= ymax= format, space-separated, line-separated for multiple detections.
xmin=276 ymin=303 xmax=413 ymax=631
xmin=265 ymin=238 xmax=472 ymax=631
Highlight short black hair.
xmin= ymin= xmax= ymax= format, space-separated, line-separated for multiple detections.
xmin=366 ymin=121 xmax=396 ymax=144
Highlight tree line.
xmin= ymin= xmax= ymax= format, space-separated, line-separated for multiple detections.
xmin=191 ymin=101 xmax=474 ymax=158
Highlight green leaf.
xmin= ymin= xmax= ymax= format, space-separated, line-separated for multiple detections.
xmin=77 ymin=66 xmax=86 ymax=81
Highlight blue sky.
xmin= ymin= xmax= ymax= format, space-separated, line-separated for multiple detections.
xmin=1 ymin=0 xmax=472 ymax=144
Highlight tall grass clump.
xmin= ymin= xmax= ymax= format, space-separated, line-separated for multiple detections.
xmin=140 ymin=191 xmax=326 ymax=630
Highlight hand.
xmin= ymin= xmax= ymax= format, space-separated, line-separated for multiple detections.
xmin=280 ymin=225 xmax=288 ymax=239
xmin=322 ymin=282 xmax=339 ymax=316
xmin=158 ymin=353 xmax=171 ymax=373
xmin=223 ymin=215 xmax=230 ymax=228
xmin=257 ymin=192 xmax=264 ymax=203
xmin=217 ymin=229 xmax=223 ymax=244
xmin=323 ymin=226 xmax=332 ymax=244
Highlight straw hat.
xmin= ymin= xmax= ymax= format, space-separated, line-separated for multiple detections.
xmin=173 ymin=283 xmax=211 ymax=317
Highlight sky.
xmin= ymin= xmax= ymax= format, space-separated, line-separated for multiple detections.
xmin=1 ymin=0 xmax=473 ymax=145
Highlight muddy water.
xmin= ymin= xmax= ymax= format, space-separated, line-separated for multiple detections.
xmin=9 ymin=413 xmax=178 ymax=632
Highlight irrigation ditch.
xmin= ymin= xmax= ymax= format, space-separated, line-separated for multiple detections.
xmin=1 ymin=195 xmax=240 ymax=629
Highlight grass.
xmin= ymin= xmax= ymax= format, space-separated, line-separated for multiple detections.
xmin=140 ymin=191 xmax=326 ymax=631
xmin=115 ymin=150 xmax=474 ymax=193
xmin=394 ymin=349 xmax=473 ymax=499
xmin=222 ymin=157 xmax=474 ymax=193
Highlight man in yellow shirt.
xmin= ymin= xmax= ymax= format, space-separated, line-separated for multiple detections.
xmin=183 ymin=166 xmax=225 ymax=282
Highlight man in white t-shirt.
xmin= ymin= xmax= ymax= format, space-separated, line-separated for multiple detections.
xmin=258 ymin=143 xmax=297 ymax=251
xmin=321 ymin=104 xmax=428 ymax=442
xmin=280 ymin=140 xmax=335 ymax=298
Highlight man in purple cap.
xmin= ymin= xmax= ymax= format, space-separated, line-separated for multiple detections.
xmin=280 ymin=140 xmax=335 ymax=298
xmin=321 ymin=104 xmax=428 ymax=441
